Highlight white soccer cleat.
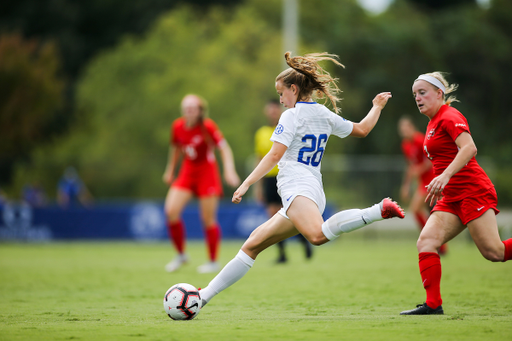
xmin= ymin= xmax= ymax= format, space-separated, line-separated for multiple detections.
xmin=197 ymin=261 xmax=220 ymax=274
xmin=165 ymin=254 xmax=188 ymax=272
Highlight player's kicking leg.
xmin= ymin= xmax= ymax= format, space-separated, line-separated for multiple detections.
xmin=318 ymin=197 xmax=404 ymax=242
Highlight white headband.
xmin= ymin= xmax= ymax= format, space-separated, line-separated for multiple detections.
xmin=415 ymin=74 xmax=446 ymax=93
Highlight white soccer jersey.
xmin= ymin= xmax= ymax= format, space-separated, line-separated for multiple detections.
xmin=270 ymin=102 xmax=354 ymax=188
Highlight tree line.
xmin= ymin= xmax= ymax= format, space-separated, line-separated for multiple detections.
xmin=1 ymin=0 xmax=511 ymax=205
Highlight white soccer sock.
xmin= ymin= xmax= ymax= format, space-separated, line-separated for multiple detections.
xmin=321 ymin=203 xmax=383 ymax=241
xmin=200 ymin=250 xmax=255 ymax=304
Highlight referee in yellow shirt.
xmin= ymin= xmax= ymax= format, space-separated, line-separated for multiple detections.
xmin=254 ymin=99 xmax=312 ymax=263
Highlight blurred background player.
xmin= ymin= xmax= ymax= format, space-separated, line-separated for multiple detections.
xmin=254 ymin=99 xmax=312 ymax=263
xmin=57 ymin=167 xmax=94 ymax=208
xmin=22 ymin=181 xmax=47 ymax=207
xmin=398 ymin=116 xmax=447 ymax=255
xmin=163 ymin=94 xmax=240 ymax=273
xmin=401 ymin=72 xmax=512 ymax=315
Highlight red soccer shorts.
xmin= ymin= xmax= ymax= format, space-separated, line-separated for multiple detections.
xmin=172 ymin=163 xmax=223 ymax=198
xmin=431 ymin=187 xmax=499 ymax=225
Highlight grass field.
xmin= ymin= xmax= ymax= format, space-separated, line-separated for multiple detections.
xmin=1 ymin=233 xmax=511 ymax=341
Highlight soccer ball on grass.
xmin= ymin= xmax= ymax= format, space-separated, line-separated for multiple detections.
xmin=163 ymin=283 xmax=201 ymax=320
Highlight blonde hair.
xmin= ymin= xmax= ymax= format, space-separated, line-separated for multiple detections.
xmin=421 ymin=72 xmax=459 ymax=106
xmin=276 ymin=52 xmax=345 ymax=114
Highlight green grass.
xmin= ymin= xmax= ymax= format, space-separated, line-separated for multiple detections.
xmin=0 ymin=234 xmax=511 ymax=341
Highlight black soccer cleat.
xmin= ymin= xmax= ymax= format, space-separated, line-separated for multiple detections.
xmin=400 ymin=303 xmax=444 ymax=315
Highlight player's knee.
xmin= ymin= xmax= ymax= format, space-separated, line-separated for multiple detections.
xmin=241 ymin=241 xmax=263 ymax=259
xmin=416 ymin=236 xmax=427 ymax=251
xmin=416 ymin=235 xmax=440 ymax=252
xmin=304 ymin=231 xmax=327 ymax=246
xmin=165 ymin=208 xmax=180 ymax=221
xmin=481 ymin=249 xmax=503 ymax=262
xmin=201 ymin=218 xmax=217 ymax=227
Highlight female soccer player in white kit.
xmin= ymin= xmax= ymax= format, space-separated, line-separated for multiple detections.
xmin=198 ymin=52 xmax=405 ymax=308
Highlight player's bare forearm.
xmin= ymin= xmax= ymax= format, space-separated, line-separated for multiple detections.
xmin=244 ymin=152 xmax=280 ymax=188
xmin=443 ymin=133 xmax=477 ymax=179
xmin=163 ymin=147 xmax=181 ymax=184
xmin=350 ymin=92 xmax=391 ymax=138
xmin=219 ymin=141 xmax=240 ymax=186
xmin=232 ymin=159 xmax=275 ymax=204
xmin=219 ymin=141 xmax=236 ymax=172
xmin=232 ymin=142 xmax=286 ymax=204
xmin=425 ymin=134 xmax=477 ymax=205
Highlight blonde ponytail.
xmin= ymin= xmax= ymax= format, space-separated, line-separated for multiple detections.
xmin=276 ymin=52 xmax=345 ymax=114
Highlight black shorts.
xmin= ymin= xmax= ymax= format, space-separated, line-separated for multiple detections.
xmin=262 ymin=176 xmax=281 ymax=205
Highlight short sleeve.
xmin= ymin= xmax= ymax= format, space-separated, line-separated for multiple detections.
xmin=443 ymin=111 xmax=470 ymax=142
xmin=270 ymin=109 xmax=295 ymax=147
xmin=171 ymin=120 xmax=179 ymax=146
xmin=204 ymin=119 xmax=224 ymax=146
xmin=331 ymin=114 xmax=353 ymax=139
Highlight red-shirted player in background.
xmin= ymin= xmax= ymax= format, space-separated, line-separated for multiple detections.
xmin=163 ymin=94 xmax=240 ymax=273
xmin=400 ymin=73 xmax=512 ymax=315
xmin=398 ymin=116 xmax=447 ymax=255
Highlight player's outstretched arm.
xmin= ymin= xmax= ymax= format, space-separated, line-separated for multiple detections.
xmin=232 ymin=142 xmax=287 ymax=204
xmin=350 ymin=92 xmax=392 ymax=138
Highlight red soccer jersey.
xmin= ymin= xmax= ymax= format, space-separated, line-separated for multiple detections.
xmin=423 ymin=105 xmax=494 ymax=202
xmin=401 ymin=131 xmax=434 ymax=188
xmin=171 ymin=117 xmax=224 ymax=166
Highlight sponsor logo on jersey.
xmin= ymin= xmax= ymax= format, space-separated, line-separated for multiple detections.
xmin=275 ymin=124 xmax=284 ymax=135
xmin=191 ymin=135 xmax=202 ymax=144
xmin=427 ymin=128 xmax=435 ymax=140
xmin=455 ymin=123 xmax=467 ymax=128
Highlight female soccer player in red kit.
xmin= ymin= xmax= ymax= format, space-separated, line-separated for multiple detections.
xmin=400 ymin=73 xmax=512 ymax=315
xmin=163 ymin=94 xmax=240 ymax=273
xmin=398 ymin=116 xmax=447 ymax=255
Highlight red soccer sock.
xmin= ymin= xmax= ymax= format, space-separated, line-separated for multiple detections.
xmin=167 ymin=220 xmax=186 ymax=254
xmin=502 ymin=239 xmax=512 ymax=262
xmin=205 ymin=224 xmax=221 ymax=262
xmin=414 ymin=212 xmax=428 ymax=230
xmin=419 ymin=252 xmax=442 ymax=309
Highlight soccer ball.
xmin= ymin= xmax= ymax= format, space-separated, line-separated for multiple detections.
xmin=163 ymin=283 xmax=202 ymax=320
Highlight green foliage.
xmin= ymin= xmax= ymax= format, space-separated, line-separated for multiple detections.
xmin=7 ymin=0 xmax=512 ymax=204
xmin=302 ymin=0 xmax=441 ymax=155
xmin=1 ymin=238 xmax=511 ymax=340
xmin=406 ymin=0 xmax=478 ymax=11
xmin=0 ymin=0 xmax=244 ymax=79
xmin=0 ymin=33 xmax=64 ymax=185
xmin=13 ymin=2 xmax=284 ymax=199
